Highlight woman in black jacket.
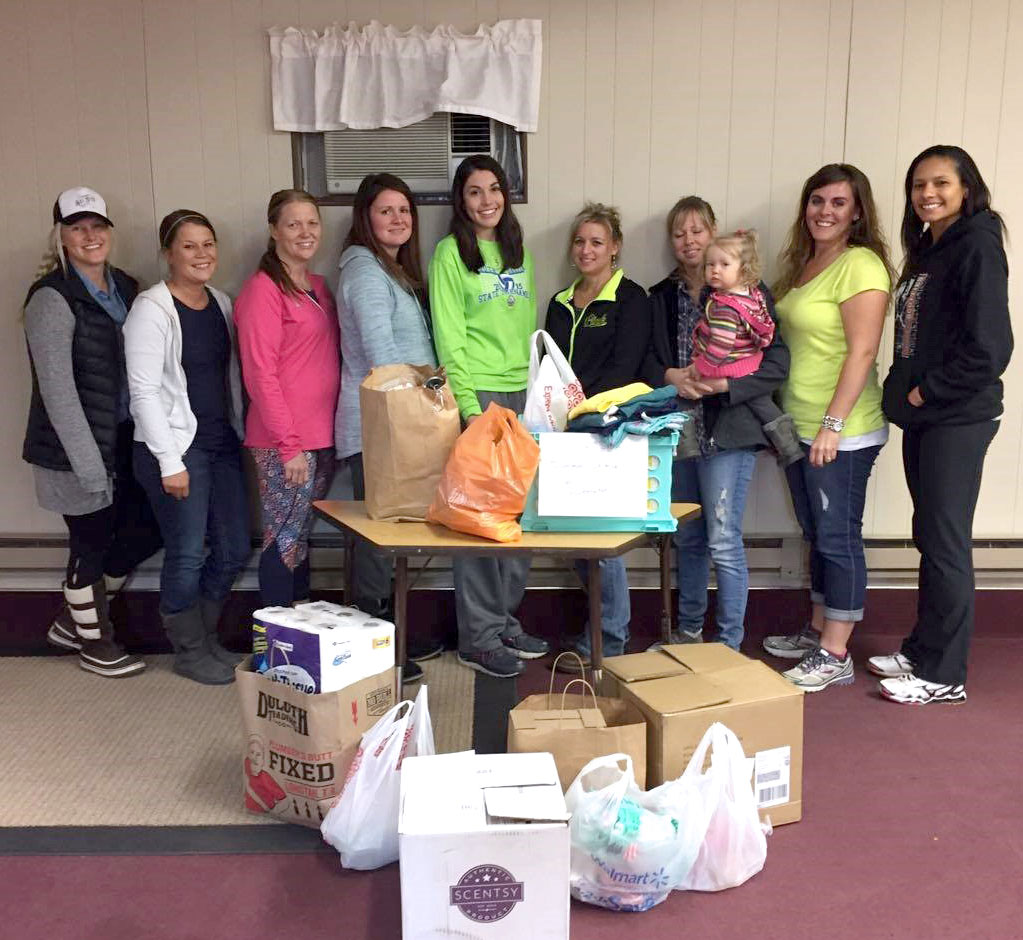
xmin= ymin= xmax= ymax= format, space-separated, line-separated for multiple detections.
xmin=545 ymin=203 xmax=650 ymax=668
xmin=22 ymin=187 xmax=162 ymax=678
xmin=642 ymin=196 xmax=789 ymax=650
xmin=871 ymin=146 xmax=1012 ymax=705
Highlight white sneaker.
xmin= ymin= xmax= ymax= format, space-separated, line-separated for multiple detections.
xmin=879 ymin=674 xmax=966 ymax=705
xmin=781 ymin=647 xmax=854 ymax=692
xmin=866 ymin=652 xmax=914 ymax=678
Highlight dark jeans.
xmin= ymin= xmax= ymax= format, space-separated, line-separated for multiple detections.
xmin=900 ymin=420 xmax=997 ymax=685
xmin=63 ymin=421 xmax=163 ymax=588
xmin=347 ymin=452 xmax=393 ymax=617
xmin=785 ymin=443 xmax=882 ymax=622
xmin=134 ymin=441 xmax=251 ymax=615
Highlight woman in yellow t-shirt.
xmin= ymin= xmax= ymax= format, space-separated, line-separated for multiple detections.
xmin=762 ymin=164 xmax=893 ymax=692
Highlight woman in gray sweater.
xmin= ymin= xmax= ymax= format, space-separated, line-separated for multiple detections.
xmin=334 ymin=173 xmax=437 ymax=681
xmin=22 ymin=187 xmax=162 ymax=678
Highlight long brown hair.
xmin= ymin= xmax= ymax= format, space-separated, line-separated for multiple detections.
xmin=773 ymin=163 xmax=893 ymax=298
xmin=343 ymin=174 xmax=423 ymax=293
xmin=449 ymin=155 xmax=524 ymax=273
xmin=259 ymin=189 xmax=320 ymax=295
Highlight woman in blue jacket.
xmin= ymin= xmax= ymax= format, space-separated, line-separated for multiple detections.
xmin=334 ymin=173 xmax=438 ymax=683
xmin=545 ymin=203 xmax=651 ymax=669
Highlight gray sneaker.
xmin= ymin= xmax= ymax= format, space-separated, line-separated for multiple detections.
xmin=646 ymin=630 xmax=703 ymax=652
xmin=763 ymin=623 xmax=821 ymax=659
xmin=457 ymin=647 xmax=525 ymax=678
xmin=782 ymin=647 xmax=853 ymax=691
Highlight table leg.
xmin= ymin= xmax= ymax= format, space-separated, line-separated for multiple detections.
xmin=659 ymin=533 xmax=673 ymax=643
xmin=343 ymin=531 xmax=354 ymax=606
xmin=394 ymin=556 xmax=408 ymax=695
xmin=588 ymin=559 xmax=604 ymax=686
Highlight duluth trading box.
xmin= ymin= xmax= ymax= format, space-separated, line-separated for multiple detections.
xmin=398 ymin=751 xmax=570 ymax=939
xmin=236 ymin=656 xmax=395 ymax=828
xmin=600 ymin=643 xmax=805 ymax=826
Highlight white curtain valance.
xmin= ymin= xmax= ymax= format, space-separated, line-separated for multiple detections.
xmin=269 ymin=19 xmax=543 ymax=134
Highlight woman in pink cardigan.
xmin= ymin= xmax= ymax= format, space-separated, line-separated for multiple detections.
xmin=234 ymin=189 xmax=340 ymax=607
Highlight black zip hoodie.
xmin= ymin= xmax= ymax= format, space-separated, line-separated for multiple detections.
xmin=882 ymin=210 xmax=1012 ymax=429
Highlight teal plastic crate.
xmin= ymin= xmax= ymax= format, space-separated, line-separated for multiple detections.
xmin=520 ymin=431 xmax=678 ymax=533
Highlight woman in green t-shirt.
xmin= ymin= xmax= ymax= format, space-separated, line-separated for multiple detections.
xmin=429 ymin=155 xmax=548 ymax=678
xmin=762 ymin=164 xmax=893 ymax=693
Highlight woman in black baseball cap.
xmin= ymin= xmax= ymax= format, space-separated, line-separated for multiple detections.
xmin=22 ymin=187 xmax=162 ymax=678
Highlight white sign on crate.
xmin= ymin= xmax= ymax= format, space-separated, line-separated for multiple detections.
xmin=537 ymin=432 xmax=648 ymax=518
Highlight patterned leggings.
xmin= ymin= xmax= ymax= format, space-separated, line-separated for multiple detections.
xmin=250 ymin=447 xmax=334 ymax=606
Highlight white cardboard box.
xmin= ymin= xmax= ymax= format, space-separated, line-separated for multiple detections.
xmin=398 ymin=752 xmax=570 ymax=940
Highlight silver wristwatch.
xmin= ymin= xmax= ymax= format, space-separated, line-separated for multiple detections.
xmin=821 ymin=414 xmax=845 ymax=432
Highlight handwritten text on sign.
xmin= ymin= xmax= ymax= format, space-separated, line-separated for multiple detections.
xmin=537 ymin=433 xmax=648 ymax=518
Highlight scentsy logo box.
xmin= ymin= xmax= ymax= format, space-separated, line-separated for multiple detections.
xmin=450 ymin=865 xmax=524 ymax=923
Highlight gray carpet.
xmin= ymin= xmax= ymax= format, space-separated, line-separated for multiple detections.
xmin=3 ymin=652 xmax=473 ymax=827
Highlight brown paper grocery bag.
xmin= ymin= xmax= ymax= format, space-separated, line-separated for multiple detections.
xmin=507 ymin=663 xmax=647 ymax=791
xmin=236 ymin=656 xmax=396 ymax=828
xmin=359 ymin=364 xmax=461 ymax=521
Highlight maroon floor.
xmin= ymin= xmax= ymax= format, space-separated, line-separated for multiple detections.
xmin=4 ymin=592 xmax=1023 ymax=939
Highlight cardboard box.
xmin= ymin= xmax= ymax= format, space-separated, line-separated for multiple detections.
xmin=236 ymin=657 xmax=396 ymax=828
xmin=601 ymin=644 xmax=804 ymax=826
xmin=399 ymin=751 xmax=570 ymax=939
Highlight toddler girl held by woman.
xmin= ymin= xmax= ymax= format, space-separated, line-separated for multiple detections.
xmin=685 ymin=231 xmax=802 ymax=465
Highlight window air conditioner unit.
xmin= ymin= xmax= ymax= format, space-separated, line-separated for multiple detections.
xmin=324 ymin=113 xmax=496 ymax=195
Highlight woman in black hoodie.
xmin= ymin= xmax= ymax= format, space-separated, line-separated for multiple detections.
xmin=872 ymin=146 xmax=1013 ymax=705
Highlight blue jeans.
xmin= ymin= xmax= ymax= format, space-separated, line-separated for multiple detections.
xmin=784 ymin=444 xmax=882 ymax=622
xmin=671 ymin=449 xmax=757 ymax=649
xmin=134 ymin=442 xmax=252 ymax=615
xmin=573 ymin=557 xmax=631 ymax=657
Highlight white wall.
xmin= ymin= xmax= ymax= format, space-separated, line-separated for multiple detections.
xmin=1 ymin=0 xmax=1021 ymax=543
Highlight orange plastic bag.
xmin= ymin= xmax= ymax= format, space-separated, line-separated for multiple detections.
xmin=426 ymin=402 xmax=540 ymax=542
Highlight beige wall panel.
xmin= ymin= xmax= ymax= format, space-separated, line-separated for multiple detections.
xmin=540 ymin=0 xmax=588 ymax=304
xmin=960 ymin=0 xmax=1010 ymax=178
xmin=582 ymin=1 xmax=616 ymax=210
xmin=422 ymin=0 xmax=480 ymax=31
xmin=298 ymin=0 xmax=351 ymax=26
xmin=346 ymin=1 xmax=382 ymax=25
xmin=932 ymin=0 xmax=970 ymax=142
xmin=646 ymin=0 xmax=703 ymax=277
xmin=609 ymin=0 xmax=654 ymax=259
xmin=378 ymin=1 xmax=427 ymax=28
xmin=977 ymin=0 xmax=1023 ymax=534
xmin=693 ymin=0 xmax=734 ymax=215
xmin=476 ymin=0 xmax=501 ymax=23
xmin=821 ymin=0 xmax=851 ymax=158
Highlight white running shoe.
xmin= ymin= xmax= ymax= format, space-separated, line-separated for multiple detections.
xmin=879 ymin=674 xmax=966 ymax=705
xmin=866 ymin=652 xmax=914 ymax=678
xmin=763 ymin=623 xmax=820 ymax=659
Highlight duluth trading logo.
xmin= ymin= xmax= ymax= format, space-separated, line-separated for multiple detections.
xmin=449 ymin=865 xmax=524 ymax=923
xmin=256 ymin=691 xmax=309 ymax=736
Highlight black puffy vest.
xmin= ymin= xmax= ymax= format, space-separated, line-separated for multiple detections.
xmin=22 ymin=266 xmax=138 ymax=472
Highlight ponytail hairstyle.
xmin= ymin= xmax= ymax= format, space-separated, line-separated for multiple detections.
xmin=449 ymin=155 xmax=524 ymax=273
xmin=709 ymin=229 xmax=761 ymax=288
xmin=159 ymin=209 xmax=217 ymax=250
xmin=34 ymin=224 xmax=67 ymax=281
xmin=899 ymin=144 xmax=1006 ymax=283
xmin=343 ymin=174 xmax=424 ymax=293
xmin=568 ymin=202 xmax=623 ymax=264
xmin=774 ymin=163 xmax=893 ymax=299
xmin=259 ymin=189 xmax=320 ymax=295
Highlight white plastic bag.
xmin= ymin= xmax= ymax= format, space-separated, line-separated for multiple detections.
xmin=320 ymin=684 xmax=434 ymax=869
xmin=564 ymin=754 xmax=696 ymax=912
xmin=522 ymin=329 xmax=585 ymax=432
xmin=675 ymin=722 xmax=770 ymax=891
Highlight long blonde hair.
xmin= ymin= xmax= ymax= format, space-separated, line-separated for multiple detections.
xmin=34 ymin=224 xmax=67 ymax=281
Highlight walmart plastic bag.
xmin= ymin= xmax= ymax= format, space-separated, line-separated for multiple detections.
xmin=675 ymin=722 xmax=770 ymax=891
xmin=320 ymin=684 xmax=434 ymax=870
xmin=564 ymin=754 xmax=698 ymax=912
